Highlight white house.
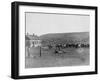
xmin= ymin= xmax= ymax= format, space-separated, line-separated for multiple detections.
xmin=27 ymin=35 xmax=41 ymax=47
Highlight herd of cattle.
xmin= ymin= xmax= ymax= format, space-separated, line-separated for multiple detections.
xmin=26 ymin=39 xmax=89 ymax=54
xmin=42 ymin=43 xmax=89 ymax=54
xmin=46 ymin=43 xmax=89 ymax=49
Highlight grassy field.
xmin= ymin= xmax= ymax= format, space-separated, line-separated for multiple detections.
xmin=25 ymin=32 xmax=89 ymax=68
xmin=25 ymin=47 xmax=89 ymax=68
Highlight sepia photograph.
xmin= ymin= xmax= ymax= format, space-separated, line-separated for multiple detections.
xmin=25 ymin=12 xmax=90 ymax=68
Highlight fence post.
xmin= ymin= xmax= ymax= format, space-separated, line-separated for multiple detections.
xmin=40 ymin=46 xmax=41 ymax=57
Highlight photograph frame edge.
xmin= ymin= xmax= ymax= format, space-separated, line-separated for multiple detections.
xmin=11 ymin=2 xmax=19 ymax=79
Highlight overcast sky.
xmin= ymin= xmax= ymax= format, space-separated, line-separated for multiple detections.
xmin=26 ymin=12 xmax=90 ymax=36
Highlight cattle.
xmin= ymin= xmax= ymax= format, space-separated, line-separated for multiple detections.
xmin=43 ymin=42 xmax=89 ymax=55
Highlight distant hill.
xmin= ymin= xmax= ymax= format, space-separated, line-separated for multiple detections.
xmin=39 ymin=32 xmax=89 ymax=46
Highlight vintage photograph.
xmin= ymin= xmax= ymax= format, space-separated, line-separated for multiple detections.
xmin=25 ymin=12 xmax=90 ymax=68
xmin=11 ymin=2 xmax=97 ymax=79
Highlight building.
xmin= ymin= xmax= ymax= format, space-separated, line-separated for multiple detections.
xmin=26 ymin=34 xmax=41 ymax=47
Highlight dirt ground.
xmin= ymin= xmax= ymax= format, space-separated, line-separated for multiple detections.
xmin=25 ymin=47 xmax=89 ymax=68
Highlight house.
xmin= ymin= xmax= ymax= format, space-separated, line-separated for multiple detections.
xmin=26 ymin=34 xmax=41 ymax=47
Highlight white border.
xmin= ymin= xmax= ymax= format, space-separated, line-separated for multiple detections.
xmin=19 ymin=5 xmax=95 ymax=76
